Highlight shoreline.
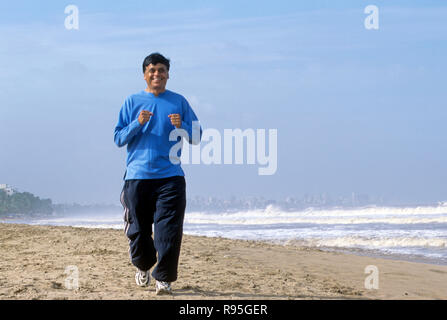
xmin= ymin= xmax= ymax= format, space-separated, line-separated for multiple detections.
xmin=317 ymin=247 xmax=447 ymax=267
xmin=219 ymin=237 xmax=447 ymax=267
xmin=1 ymin=223 xmax=446 ymax=300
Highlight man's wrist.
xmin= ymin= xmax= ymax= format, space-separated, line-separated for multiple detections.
xmin=131 ymin=118 xmax=144 ymax=130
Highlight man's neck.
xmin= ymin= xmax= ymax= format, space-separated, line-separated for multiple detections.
xmin=145 ymin=87 xmax=166 ymax=96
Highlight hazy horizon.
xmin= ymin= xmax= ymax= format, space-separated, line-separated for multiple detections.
xmin=1 ymin=1 xmax=447 ymax=206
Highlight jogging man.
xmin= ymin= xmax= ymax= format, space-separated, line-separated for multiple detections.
xmin=114 ymin=53 xmax=202 ymax=295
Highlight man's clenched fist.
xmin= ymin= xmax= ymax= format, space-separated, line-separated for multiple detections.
xmin=138 ymin=110 xmax=153 ymax=125
xmin=168 ymin=114 xmax=181 ymax=128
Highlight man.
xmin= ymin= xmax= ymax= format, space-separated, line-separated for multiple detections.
xmin=114 ymin=53 xmax=202 ymax=295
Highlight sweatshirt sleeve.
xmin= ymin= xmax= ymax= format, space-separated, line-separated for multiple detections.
xmin=114 ymin=97 xmax=143 ymax=148
xmin=180 ymin=97 xmax=202 ymax=145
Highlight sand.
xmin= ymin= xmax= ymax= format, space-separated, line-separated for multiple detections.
xmin=0 ymin=223 xmax=446 ymax=300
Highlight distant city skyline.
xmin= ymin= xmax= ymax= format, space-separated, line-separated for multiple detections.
xmin=1 ymin=1 xmax=447 ymax=205
xmin=1 ymin=181 xmax=439 ymax=209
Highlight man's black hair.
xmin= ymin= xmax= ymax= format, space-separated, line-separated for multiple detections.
xmin=142 ymin=52 xmax=170 ymax=73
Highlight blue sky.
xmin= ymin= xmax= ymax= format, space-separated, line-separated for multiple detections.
xmin=1 ymin=1 xmax=446 ymax=205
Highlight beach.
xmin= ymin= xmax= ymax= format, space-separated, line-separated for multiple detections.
xmin=0 ymin=223 xmax=446 ymax=300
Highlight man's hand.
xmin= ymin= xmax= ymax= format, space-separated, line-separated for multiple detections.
xmin=168 ymin=114 xmax=181 ymax=128
xmin=138 ymin=110 xmax=153 ymax=125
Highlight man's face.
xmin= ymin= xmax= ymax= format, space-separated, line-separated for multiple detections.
xmin=144 ymin=63 xmax=169 ymax=92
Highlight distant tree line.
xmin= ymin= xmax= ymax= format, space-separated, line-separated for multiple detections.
xmin=0 ymin=190 xmax=53 ymax=215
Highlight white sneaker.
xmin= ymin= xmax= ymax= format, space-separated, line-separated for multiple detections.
xmin=155 ymin=280 xmax=172 ymax=295
xmin=135 ymin=269 xmax=150 ymax=287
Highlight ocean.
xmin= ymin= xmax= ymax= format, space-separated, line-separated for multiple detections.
xmin=1 ymin=204 xmax=446 ymax=265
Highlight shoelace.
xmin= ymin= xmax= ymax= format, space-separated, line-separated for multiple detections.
xmin=157 ymin=281 xmax=170 ymax=288
xmin=137 ymin=271 xmax=149 ymax=281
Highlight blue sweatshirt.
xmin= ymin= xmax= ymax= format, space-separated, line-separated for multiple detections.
xmin=114 ymin=90 xmax=202 ymax=180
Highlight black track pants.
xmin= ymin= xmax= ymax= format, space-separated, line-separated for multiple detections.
xmin=120 ymin=176 xmax=186 ymax=282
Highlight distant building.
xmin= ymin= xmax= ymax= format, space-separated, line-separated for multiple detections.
xmin=0 ymin=184 xmax=16 ymax=196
